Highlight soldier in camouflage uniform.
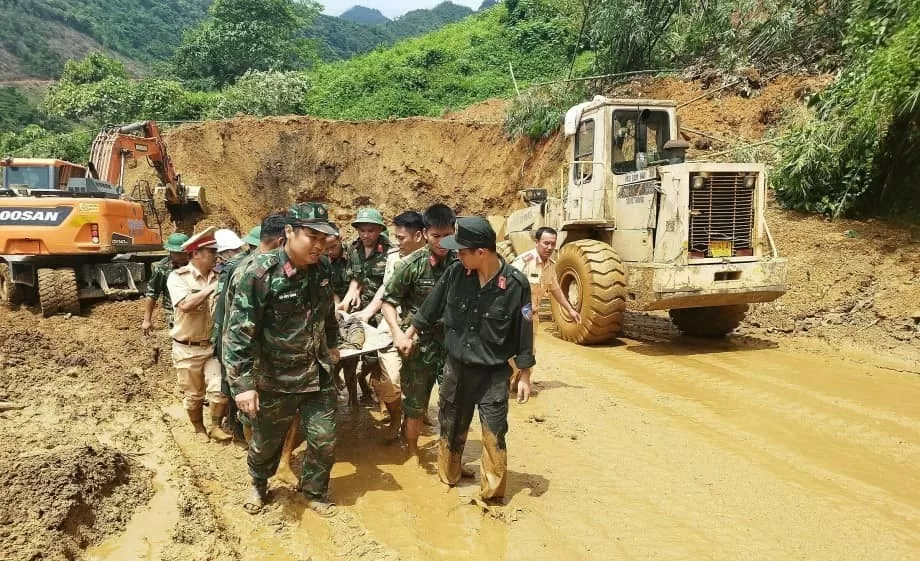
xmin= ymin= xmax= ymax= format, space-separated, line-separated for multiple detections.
xmin=213 ymin=218 xmax=287 ymax=444
xmin=338 ymin=208 xmax=392 ymax=405
xmin=141 ymin=232 xmax=189 ymax=335
xmin=382 ymin=204 xmax=457 ymax=453
xmin=224 ymin=202 xmax=340 ymax=518
xmin=324 ymin=224 xmax=349 ymax=303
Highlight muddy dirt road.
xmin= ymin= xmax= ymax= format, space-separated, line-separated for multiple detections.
xmin=3 ymin=303 xmax=917 ymax=561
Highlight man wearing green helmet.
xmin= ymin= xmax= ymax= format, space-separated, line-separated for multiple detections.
xmin=338 ymin=207 xmax=393 ymax=405
xmin=142 ymin=232 xmax=190 ymax=335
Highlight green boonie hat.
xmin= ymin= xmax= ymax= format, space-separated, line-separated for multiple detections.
xmin=440 ymin=217 xmax=496 ymax=250
xmin=288 ymin=202 xmax=337 ymax=235
xmin=163 ymin=232 xmax=189 ymax=252
xmin=351 ymin=207 xmax=385 ymax=228
xmin=243 ymin=226 xmax=261 ymax=246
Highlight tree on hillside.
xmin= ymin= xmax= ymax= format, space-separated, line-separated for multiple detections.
xmin=59 ymin=52 xmax=129 ymax=85
xmin=173 ymin=0 xmax=320 ymax=88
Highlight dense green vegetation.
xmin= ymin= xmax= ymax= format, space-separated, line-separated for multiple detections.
xmin=0 ymin=0 xmax=209 ymax=77
xmin=1 ymin=0 xmax=917 ymax=218
xmin=173 ymin=0 xmax=317 ymax=88
xmin=773 ymin=0 xmax=920 ymax=217
xmin=310 ymin=2 xmax=476 ymax=62
xmin=308 ymin=14 xmax=393 ymax=61
xmin=303 ymin=1 xmax=580 ymax=119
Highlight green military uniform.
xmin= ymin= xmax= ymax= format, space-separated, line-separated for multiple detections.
xmin=345 ymin=235 xmax=393 ymax=315
xmin=212 ymin=248 xmax=256 ymax=441
xmin=328 ymin=244 xmax=349 ymax=300
xmin=224 ymin=203 xmax=339 ymax=502
xmin=147 ymin=256 xmax=180 ymax=327
xmin=412 ymin=217 xmax=534 ymax=500
xmin=382 ymin=245 xmax=457 ymax=418
xmin=146 ymin=233 xmax=189 ymax=328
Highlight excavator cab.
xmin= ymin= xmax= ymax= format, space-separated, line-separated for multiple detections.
xmin=1 ymin=159 xmax=88 ymax=193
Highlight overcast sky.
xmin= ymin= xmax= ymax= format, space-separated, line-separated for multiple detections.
xmin=320 ymin=1 xmax=482 ymax=19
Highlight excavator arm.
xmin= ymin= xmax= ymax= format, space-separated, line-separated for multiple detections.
xmin=89 ymin=121 xmax=206 ymax=217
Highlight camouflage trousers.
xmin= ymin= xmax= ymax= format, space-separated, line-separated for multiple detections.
xmin=402 ymin=336 xmax=446 ymax=419
xmin=438 ymin=358 xmax=511 ymax=500
xmin=246 ymin=388 xmax=337 ymax=500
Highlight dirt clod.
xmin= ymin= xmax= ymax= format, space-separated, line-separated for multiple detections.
xmin=0 ymin=445 xmax=151 ymax=561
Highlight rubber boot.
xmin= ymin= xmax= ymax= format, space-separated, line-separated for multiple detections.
xmin=209 ymin=402 xmax=233 ymax=443
xmin=187 ymin=406 xmax=210 ymax=444
xmin=383 ymin=400 xmax=402 ymax=442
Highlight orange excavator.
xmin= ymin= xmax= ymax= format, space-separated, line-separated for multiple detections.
xmin=0 ymin=120 xmax=207 ymax=316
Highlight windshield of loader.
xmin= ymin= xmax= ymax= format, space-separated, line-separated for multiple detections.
xmin=611 ymin=109 xmax=671 ymax=174
xmin=3 ymin=165 xmax=54 ymax=190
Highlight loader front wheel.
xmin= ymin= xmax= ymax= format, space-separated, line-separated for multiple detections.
xmin=669 ymin=305 xmax=749 ymax=338
xmin=551 ymin=240 xmax=627 ymax=345
xmin=0 ymin=262 xmax=25 ymax=309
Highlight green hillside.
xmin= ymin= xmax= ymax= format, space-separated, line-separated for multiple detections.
xmin=303 ymin=3 xmax=578 ymax=119
xmin=310 ymin=2 xmax=476 ymax=62
xmin=0 ymin=0 xmax=209 ymax=78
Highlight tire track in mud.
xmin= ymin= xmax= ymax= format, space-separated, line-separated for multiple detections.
xmin=599 ymin=339 xmax=920 ymax=514
xmin=529 ymin=332 xmax=920 ymax=558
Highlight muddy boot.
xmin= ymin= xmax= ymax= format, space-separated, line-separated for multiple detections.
xmin=383 ymin=400 xmax=402 ymax=442
xmin=187 ymin=406 xmax=210 ymax=444
xmin=209 ymin=402 xmax=233 ymax=443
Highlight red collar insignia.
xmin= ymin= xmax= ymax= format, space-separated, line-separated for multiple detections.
xmin=498 ymin=275 xmax=507 ymax=290
xmin=465 ymin=268 xmax=472 ymax=276
xmin=282 ymin=261 xmax=296 ymax=278
xmin=429 ymin=254 xmax=437 ymax=267
xmin=377 ymin=244 xmax=383 ymax=254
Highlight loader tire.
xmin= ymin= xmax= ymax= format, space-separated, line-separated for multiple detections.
xmin=551 ymin=240 xmax=626 ymax=345
xmin=497 ymin=241 xmax=516 ymax=263
xmin=0 ymin=262 xmax=25 ymax=309
xmin=37 ymin=268 xmax=80 ymax=317
xmin=669 ymin=304 xmax=749 ymax=338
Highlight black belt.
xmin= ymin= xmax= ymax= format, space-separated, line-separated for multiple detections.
xmin=173 ymin=338 xmax=210 ymax=347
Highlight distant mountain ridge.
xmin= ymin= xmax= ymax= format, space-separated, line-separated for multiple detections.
xmin=310 ymin=2 xmax=476 ymax=61
xmin=339 ymin=6 xmax=389 ymax=25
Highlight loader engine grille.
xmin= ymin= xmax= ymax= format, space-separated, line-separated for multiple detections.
xmin=688 ymin=172 xmax=756 ymax=259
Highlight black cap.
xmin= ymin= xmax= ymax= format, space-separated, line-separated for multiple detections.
xmin=440 ymin=217 xmax=496 ymax=250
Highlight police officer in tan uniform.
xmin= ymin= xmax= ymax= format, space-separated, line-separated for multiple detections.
xmin=509 ymin=227 xmax=581 ymax=389
xmin=167 ymin=227 xmax=230 ymax=443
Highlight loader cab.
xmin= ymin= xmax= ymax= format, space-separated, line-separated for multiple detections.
xmin=563 ymin=99 xmax=684 ymax=227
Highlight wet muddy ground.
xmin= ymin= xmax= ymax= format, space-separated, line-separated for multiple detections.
xmin=2 ymin=304 xmax=917 ymax=561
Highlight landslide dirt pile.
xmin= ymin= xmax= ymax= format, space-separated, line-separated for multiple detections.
xmin=745 ymin=206 xmax=920 ymax=357
xmin=157 ymin=116 xmax=565 ymax=235
xmin=0 ymin=445 xmax=151 ymax=561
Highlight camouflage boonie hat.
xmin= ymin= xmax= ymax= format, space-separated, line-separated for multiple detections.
xmin=352 ymin=207 xmax=386 ymax=228
xmin=288 ymin=202 xmax=337 ymax=235
xmin=163 ymin=232 xmax=190 ymax=252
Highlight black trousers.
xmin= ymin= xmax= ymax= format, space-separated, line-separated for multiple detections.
xmin=438 ymin=357 xmax=510 ymax=499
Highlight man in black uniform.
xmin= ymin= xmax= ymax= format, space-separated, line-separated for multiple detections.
xmin=409 ymin=217 xmax=534 ymax=501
